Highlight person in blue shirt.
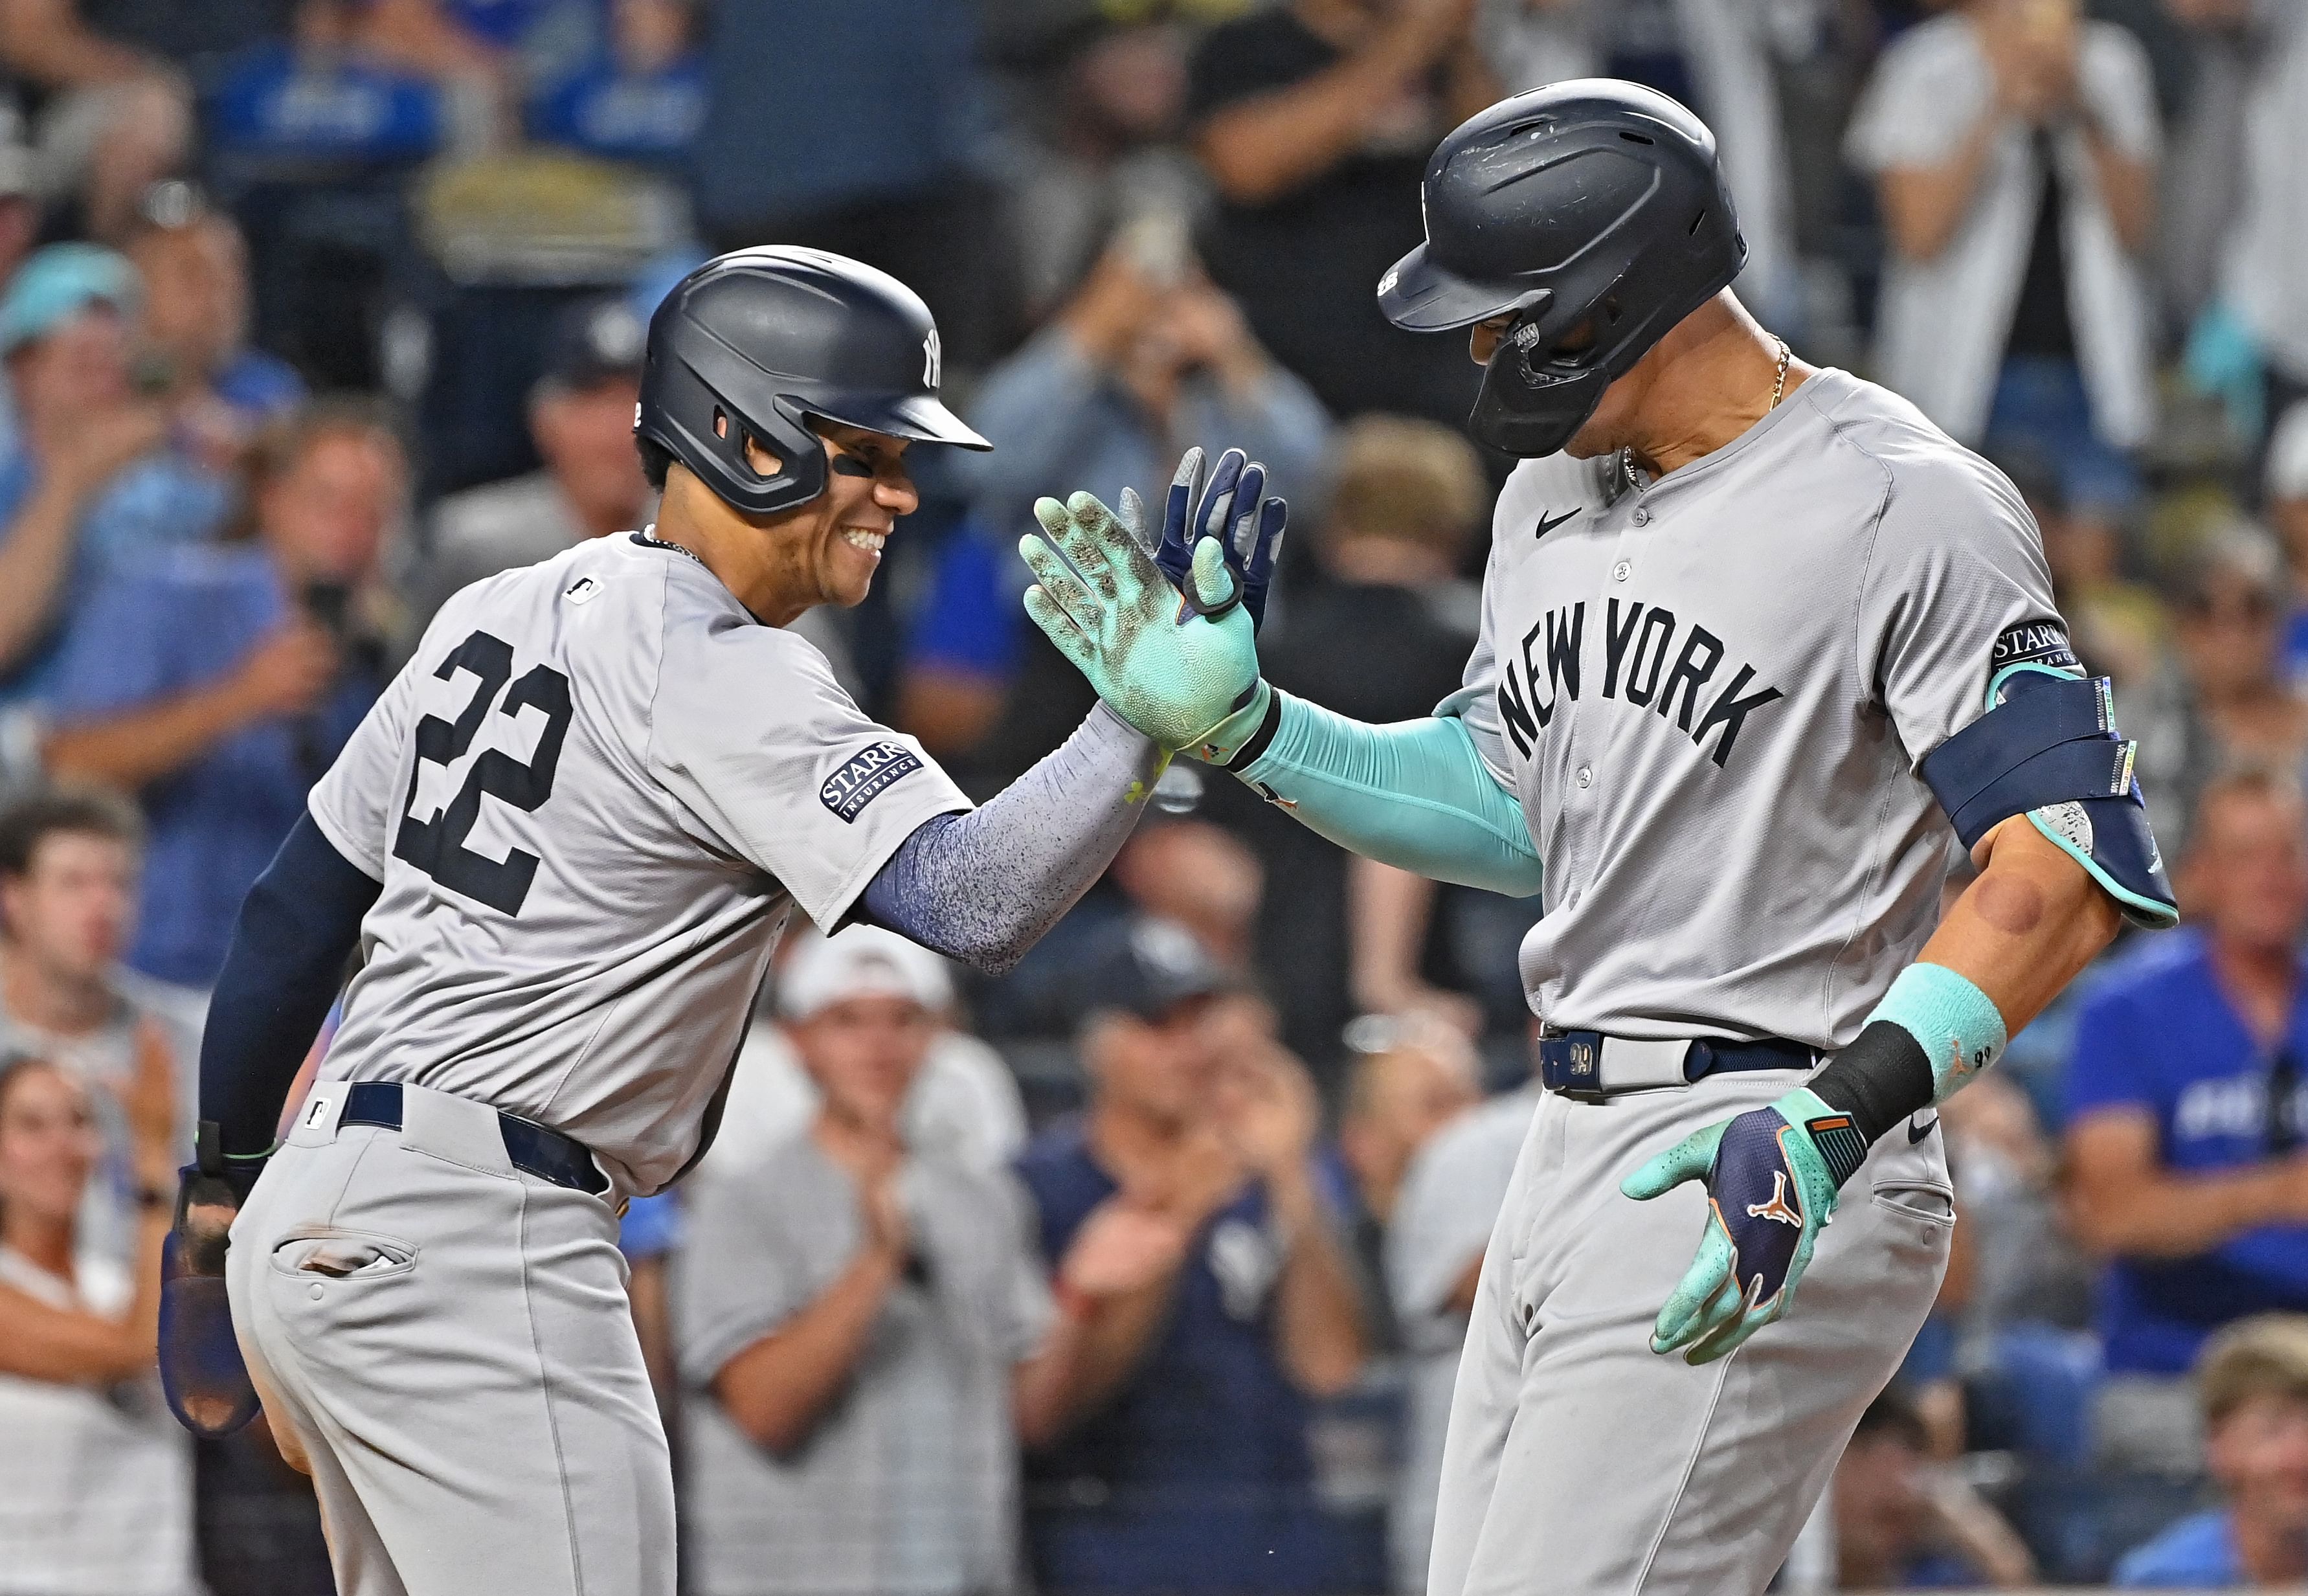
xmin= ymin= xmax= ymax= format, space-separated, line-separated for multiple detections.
xmin=2067 ymin=763 xmax=2308 ymax=1472
xmin=528 ymin=0 xmax=703 ymax=170
xmin=2116 ymin=1313 xmax=2308 ymax=1588
xmin=0 ymin=245 xmax=231 ymax=706
xmin=43 ymin=399 xmax=403 ymax=989
xmin=1014 ymin=917 xmax=1367 ymax=1596
xmin=124 ymin=185 xmax=306 ymax=449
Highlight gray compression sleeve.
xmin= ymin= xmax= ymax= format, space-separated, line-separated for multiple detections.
xmin=859 ymin=703 xmax=1165 ymax=973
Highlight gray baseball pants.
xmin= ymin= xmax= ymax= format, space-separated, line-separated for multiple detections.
xmin=226 ymin=1080 xmax=674 ymax=1596
xmin=1427 ymin=1070 xmax=1954 ymax=1596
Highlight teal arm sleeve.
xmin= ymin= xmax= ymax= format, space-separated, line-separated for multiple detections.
xmin=1229 ymin=692 xmax=1543 ymax=897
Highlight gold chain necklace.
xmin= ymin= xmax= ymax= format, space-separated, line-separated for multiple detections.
xmin=1622 ymin=338 xmax=1793 ymax=493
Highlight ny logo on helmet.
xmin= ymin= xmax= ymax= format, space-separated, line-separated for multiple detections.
xmin=923 ymin=328 xmax=943 ymax=388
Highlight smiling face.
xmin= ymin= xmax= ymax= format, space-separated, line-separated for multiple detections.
xmin=661 ymin=417 xmax=921 ymax=625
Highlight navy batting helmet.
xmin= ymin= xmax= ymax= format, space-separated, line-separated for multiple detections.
xmin=1377 ymin=81 xmax=1745 ymax=458
xmin=636 ymin=247 xmax=990 ymax=517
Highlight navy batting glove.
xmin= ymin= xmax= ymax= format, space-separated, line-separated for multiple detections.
xmin=1620 ymin=1086 xmax=1871 ymax=1364
xmin=1153 ymin=446 xmax=1288 ymax=632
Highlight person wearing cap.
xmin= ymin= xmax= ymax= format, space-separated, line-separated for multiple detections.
xmin=675 ymin=926 xmax=1180 ymax=1596
xmin=121 ymin=181 xmax=305 ymax=449
xmin=1015 ymin=916 xmax=1367 ymax=1596
xmin=412 ymin=295 xmax=656 ymax=636
xmin=0 ymin=242 xmax=229 ymax=704
xmin=693 ymin=927 xmax=1027 ymax=1187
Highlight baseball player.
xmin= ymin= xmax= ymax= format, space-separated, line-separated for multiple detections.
xmin=1020 ymin=82 xmax=2177 ymax=1594
xmin=153 ymin=246 xmax=1282 ymax=1596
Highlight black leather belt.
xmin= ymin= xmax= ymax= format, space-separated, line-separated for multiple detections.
xmin=1536 ymin=1030 xmax=1819 ymax=1102
xmin=341 ymin=1081 xmax=609 ymax=1195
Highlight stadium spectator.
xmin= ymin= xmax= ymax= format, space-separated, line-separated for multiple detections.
xmin=0 ymin=787 xmax=197 ymax=1252
xmin=901 ymin=245 xmax=1325 ymax=769
xmin=1212 ymin=414 xmax=1493 ymax=1062
xmin=2131 ymin=524 xmax=2307 ymax=851
xmin=0 ymin=244 xmax=226 ymax=703
xmin=412 ymin=294 xmax=650 ymax=632
xmin=120 ymin=181 xmax=304 ymax=455
xmin=1017 ymin=916 xmax=1367 ymax=1596
xmin=44 ymin=398 xmax=401 ymax=988
xmin=1000 ymin=19 xmax=1205 ymax=326
xmin=1831 ymin=1385 xmax=2037 ymax=1590
xmin=1185 ymin=0 xmax=1495 ymax=425
xmin=2114 ymin=1312 xmax=2308 ymax=1588
xmin=677 ymin=927 xmax=1158 ymax=1596
xmin=203 ymin=0 xmax=444 ymax=167
xmin=962 ymin=238 xmax=1330 ymax=575
xmin=1319 ymin=1017 xmax=1479 ymax=1353
xmin=2066 ymin=764 xmax=2308 ymax=1472
xmin=0 ymin=135 xmax=35 ymax=311
xmin=1845 ymin=0 xmax=2160 ymax=510
xmin=2184 ymin=2 xmax=2308 ymax=455
xmin=1473 ymin=0 xmax=1808 ymax=328
xmin=0 ymin=1052 xmax=192 ymax=1596
xmin=1384 ymin=1042 xmax=1536 ymax=1595
xmin=2001 ymin=445 xmax=2164 ymax=690
xmin=527 ymin=0 xmax=704 ymax=170
xmin=696 ymin=929 xmax=1029 ymax=1185
xmin=1110 ymin=817 xmax=1264 ymax=974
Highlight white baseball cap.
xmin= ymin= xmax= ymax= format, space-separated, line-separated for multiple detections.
xmin=2269 ymin=402 xmax=2308 ymax=504
xmin=778 ymin=927 xmax=954 ymax=1021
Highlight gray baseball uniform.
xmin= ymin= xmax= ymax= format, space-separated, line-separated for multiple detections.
xmin=1426 ymin=370 xmax=2056 ymax=1595
xmin=227 ymin=533 xmax=969 ymax=1596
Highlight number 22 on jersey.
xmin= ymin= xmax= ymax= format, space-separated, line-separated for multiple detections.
xmin=392 ymin=629 xmax=573 ymax=915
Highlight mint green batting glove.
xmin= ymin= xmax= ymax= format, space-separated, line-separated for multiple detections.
xmin=1620 ymin=1086 xmax=1869 ymax=1364
xmin=1019 ymin=491 xmax=1263 ymax=754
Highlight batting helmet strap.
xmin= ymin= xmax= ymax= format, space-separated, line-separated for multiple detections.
xmin=637 ymin=247 xmax=989 ymax=518
xmin=1378 ymin=80 xmax=1747 ymax=458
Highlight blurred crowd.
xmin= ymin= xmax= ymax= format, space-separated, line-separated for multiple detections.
xmin=6 ymin=0 xmax=2308 ymax=1591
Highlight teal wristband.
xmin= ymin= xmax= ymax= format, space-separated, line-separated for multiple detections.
xmin=1871 ymin=962 xmax=2008 ymax=1105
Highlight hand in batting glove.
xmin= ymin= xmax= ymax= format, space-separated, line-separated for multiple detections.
xmin=1020 ymin=489 xmax=1262 ymax=752
xmin=1619 ymin=1086 xmax=1871 ymax=1364
xmin=1151 ymin=446 xmax=1288 ymax=632
xmin=159 ymin=1140 xmax=266 ymax=1437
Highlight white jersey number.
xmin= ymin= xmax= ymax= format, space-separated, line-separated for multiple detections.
xmin=391 ymin=629 xmax=573 ymax=915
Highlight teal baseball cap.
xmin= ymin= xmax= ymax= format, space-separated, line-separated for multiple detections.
xmin=0 ymin=243 xmax=140 ymax=359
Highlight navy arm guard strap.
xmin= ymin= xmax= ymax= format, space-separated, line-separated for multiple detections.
xmin=1921 ymin=667 xmax=2177 ymax=928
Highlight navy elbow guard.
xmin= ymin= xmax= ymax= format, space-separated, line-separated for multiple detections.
xmin=1921 ymin=666 xmax=2177 ymax=928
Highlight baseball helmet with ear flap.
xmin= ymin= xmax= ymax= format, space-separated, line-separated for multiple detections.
xmin=636 ymin=246 xmax=991 ymax=516
xmin=1378 ymin=80 xmax=1746 ymax=458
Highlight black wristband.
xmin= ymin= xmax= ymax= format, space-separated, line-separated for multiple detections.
xmin=1808 ymin=1020 xmax=1936 ymax=1149
xmin=1222 ymin=686 xmax=1283 ymax=772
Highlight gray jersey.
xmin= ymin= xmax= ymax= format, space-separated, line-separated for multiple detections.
xmin=308 ymin=534 xmax=969 ymax=1197
xmin=1450 ymin=368 xmax=2065 ymax=1048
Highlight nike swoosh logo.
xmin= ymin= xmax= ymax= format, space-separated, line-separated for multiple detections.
xmin=1534 ymin=509 xmax=1578 ymax=539
xmin=1908 ymin=1116 xmax=1939 ymax=1144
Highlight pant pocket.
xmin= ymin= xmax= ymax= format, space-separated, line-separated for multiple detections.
xmin=269 ymin=1228 xmax=419 ymax=1280
xmin=1868 ymin=1181 xmax=1956 ymax=1229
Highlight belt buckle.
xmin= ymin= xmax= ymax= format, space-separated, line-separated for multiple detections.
xmin=1546 ymin=1032 xmax=1611 ymax=1104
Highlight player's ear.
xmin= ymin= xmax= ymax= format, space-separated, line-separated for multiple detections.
xmin=742 ymin=433 xmax=783 ymax=478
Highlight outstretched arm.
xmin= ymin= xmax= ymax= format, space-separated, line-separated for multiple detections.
xmin=859 ymin=703 xmax=1164 ymax=974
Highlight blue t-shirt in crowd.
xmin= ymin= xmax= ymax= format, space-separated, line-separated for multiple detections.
xmin=211 ymin=349 xmax=306 ymax=425
xmin=205 ymin=43 xmax=442 ymax=162
xmin=2066 ymin=930 xmax=2308 ymax=1374
xmin=0 ymin=447 xmax=231 ymax=705
xmin=1013 ymin=1121 xmax=1343 ymax=1596
xmin=529 ymin=54 xmax=706 ymax=166
xmin=2113 ymin=1508 xmax=2242 ymax=1587
xmin=48 ymin=545 xmax=378 ymax=988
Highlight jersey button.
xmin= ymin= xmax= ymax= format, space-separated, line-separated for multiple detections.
xmin=1576 ymin=765 xmax=1593 ymax=789
xmin=1611 ymin=559 xmax=1631 ymax=582
xmin=1632 ymin=508 xmax=1650 ymax=526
